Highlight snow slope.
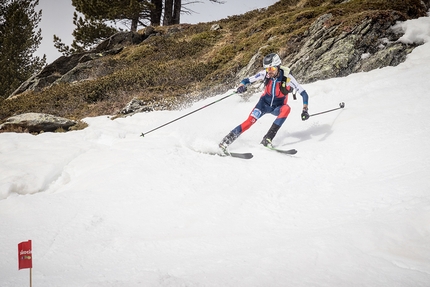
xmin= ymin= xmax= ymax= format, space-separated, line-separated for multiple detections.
xmin=1 ymin=13 xmax=430 ymax=287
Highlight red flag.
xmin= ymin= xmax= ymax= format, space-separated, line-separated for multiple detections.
xmin=18 ymin=240 xmax=32 ymax=270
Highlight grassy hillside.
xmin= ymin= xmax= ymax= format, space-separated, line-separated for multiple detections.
xmin=0 ymin=0 xmax=427 ymax=124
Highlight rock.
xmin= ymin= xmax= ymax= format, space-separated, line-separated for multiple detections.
xmin=144 ymin=26 xmax=155 ymax=36
xmin=8 ymin=53 xmax=87 ymax=98
xmin=0 ymin=113 xmax=77 ymax=133
xmin=237 ymin=45 xmax=268 ymax=80
xmin=93 ymin=31 xmax=144 ymax=53
xmin=54 ymin=57 xmax=112 ymax=85
xmin=211 ymin=24 xmax=221 ymax=31
xmin=357 ymin=43 xmax=411 ymax=72
xmin=118 ymin=98 xmax=155 ymax=117
xmin=283 ymin=12 xmax=415 ymax=83
xmin=8 ymin=32 xmax=146 ymax=98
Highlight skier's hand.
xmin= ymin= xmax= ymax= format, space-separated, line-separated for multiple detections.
xmin=236 ymin=85 xmax=247 ymax=94
xmin=301 ymin=109 xmax=309 ymax=121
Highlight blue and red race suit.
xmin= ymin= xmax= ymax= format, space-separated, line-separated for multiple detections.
xmin=231 ymin=67 xmax=309 ymax=136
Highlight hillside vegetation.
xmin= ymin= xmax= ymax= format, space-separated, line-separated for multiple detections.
xmin=0 ymin=0 xmax=427 ymax=124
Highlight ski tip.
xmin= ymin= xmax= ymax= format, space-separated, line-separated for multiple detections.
xmin=282 ymin=149 xmax=297 ymax=155
xmin=223 ymin=152 xmax=253 ymax=159
xmin=266 ymin=146 xmax=297 ymax=155
xmin=226 ymin=152 xmax=253 ymax=159
xmin=242 ymin=153 xmax=254 ymax=159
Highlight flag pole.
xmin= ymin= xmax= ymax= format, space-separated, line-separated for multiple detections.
xmin=18 ymin=240 xmax=33 ymax=287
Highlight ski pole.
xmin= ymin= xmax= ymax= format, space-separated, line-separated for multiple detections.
xmin=141 ymin=91 xmax=237 ymax=137
xmin=310 ymin=102 xmax=345 ymax=117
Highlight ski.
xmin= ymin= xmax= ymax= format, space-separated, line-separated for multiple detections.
xmin=224 ymin=152 xmax=254 ymax=159
xmin=197 ymin=150 xmax=253 ymax=159
xmin=218 ymin=145 xmax=253 ymax=159
xmin=266 ymin=146 xmax=297 ymax=155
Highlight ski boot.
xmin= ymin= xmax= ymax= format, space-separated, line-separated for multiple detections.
xmin=219 ymin=131 xmax=239 ymax=154
xmin=260 ymin=123 xmax=280 ymax=148
xmin=260 ymin=137 xmax=274 ymax=148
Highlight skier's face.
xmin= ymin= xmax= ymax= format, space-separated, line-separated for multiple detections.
xmin=266 ymin=66 xmax=278 ymax=78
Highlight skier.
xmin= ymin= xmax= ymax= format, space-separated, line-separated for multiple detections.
xmin=219 ymin=53 xmax=310 ymax=152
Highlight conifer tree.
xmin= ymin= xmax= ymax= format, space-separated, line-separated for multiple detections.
xmin=54 ymin=0 xmax=152 ymax=54
xmin=0 ymin=0 xmax=46 ymax=99
xmin=54 ymin=12 xmax=118 ymax=55
xmin=54 ymin=0 xmax=225 ymax=55
xmin=72 ymin=0 xmax=152 ymax=32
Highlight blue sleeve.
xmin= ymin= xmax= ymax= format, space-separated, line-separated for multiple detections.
xmin=240 ymin=78 xmax=251 ymax=85
xmin=286 ymin=73 xmax=308 ymax=105
xmin=300 ymin=90 xmax=309 ymax=106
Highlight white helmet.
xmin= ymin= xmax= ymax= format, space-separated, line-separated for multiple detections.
xmin=263 ymin=53 xmax=282 ymax=68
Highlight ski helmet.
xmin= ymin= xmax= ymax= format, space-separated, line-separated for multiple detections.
xmin=263 ymin=53 xmax=282 ymax=68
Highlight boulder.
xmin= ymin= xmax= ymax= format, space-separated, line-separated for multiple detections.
xmin=119 ymin=98 xmax=154 ymax=116
xmin=0 ymin=113 xmax=76 ymax=133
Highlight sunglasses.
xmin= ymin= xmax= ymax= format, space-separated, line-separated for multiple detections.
xmin=265 ymin=66 xmax=278 ymax=72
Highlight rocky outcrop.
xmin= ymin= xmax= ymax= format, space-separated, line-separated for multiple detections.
xmin=283 ymin=12 xmax=416 ymax=83
xmin=8 ymin=31 xmax=153 ymax=98
xmin=0 ymin=113 xmax=76 ymax=133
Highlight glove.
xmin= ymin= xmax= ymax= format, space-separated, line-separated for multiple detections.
xmin=301 ymin=109 xmax=309 ymax=121
xmin=236 ymin=85 xmax=247 ymax=94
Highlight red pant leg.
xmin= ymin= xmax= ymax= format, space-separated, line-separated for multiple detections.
xmin=239 ymin=115 xmax=257 ymax=133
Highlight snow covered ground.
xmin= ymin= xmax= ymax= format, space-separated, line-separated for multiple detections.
xmin=1 ymin=13 xmax=430 ymax=287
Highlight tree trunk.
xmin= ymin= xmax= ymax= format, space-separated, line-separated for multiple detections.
xmin=150 ymin=0 xmax=162 ymax=26
xmin=163 ymin=0 xmax=173 ymax=25
xmin=131 ymin=16 xmax=138 ymax=31
xmin=172 ymin=0 xmax=181 ymax=24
